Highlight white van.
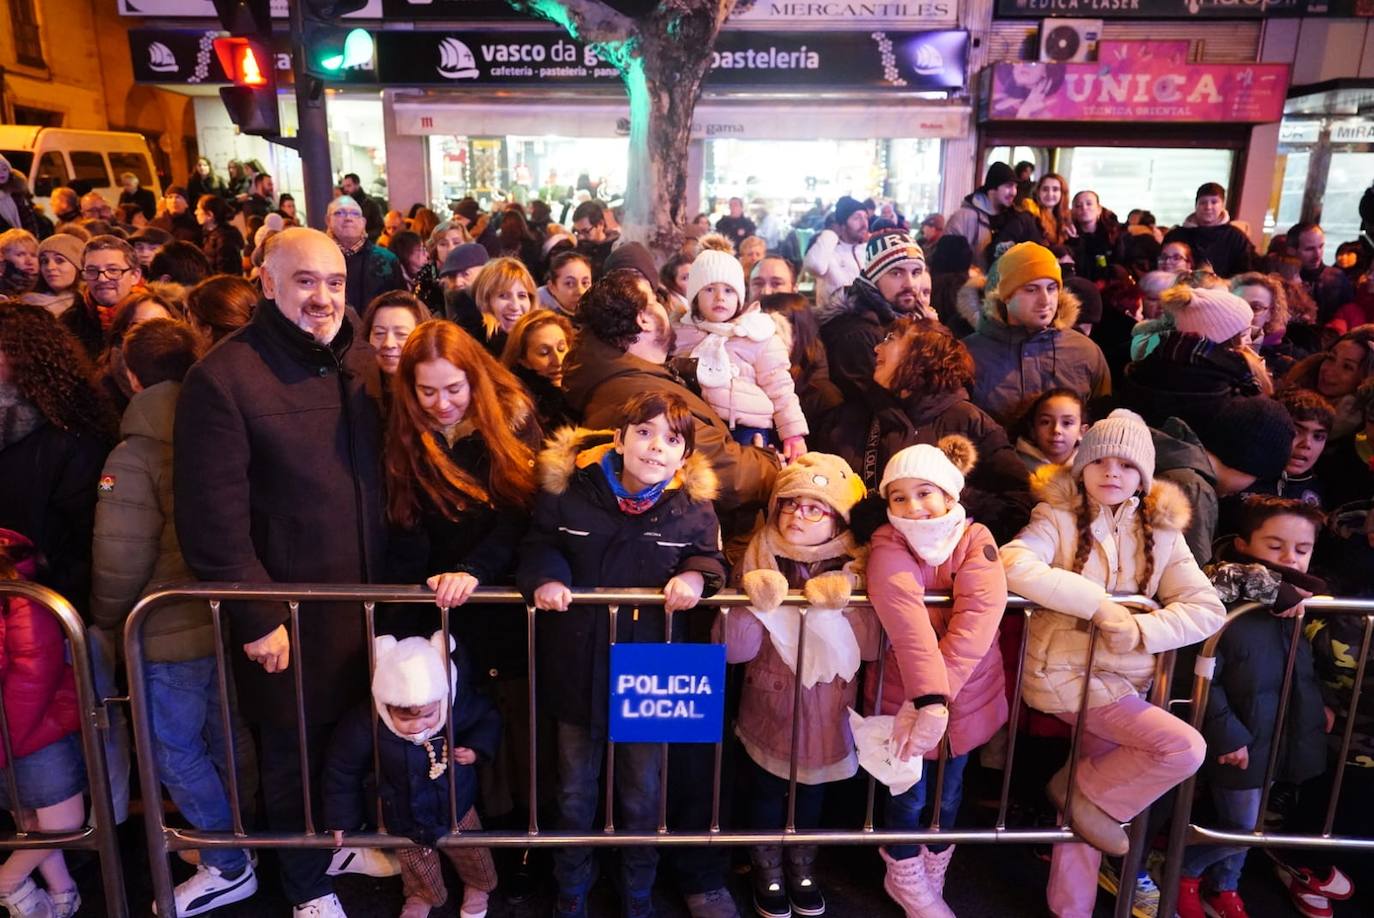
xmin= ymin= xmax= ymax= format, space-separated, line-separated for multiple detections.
xmin=0 ymin=126 xmax=162 ymax=213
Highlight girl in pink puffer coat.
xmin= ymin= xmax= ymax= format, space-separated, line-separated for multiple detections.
xmin=673 ymin=250 xmax=809 ymax=461
xmin=866 ymin=436 xmax=1008 ymax=918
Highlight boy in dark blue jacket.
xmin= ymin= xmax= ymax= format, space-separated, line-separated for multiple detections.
xmin=324 ymin=632 xmax=501 ymax=918
xmin=1179 ymin=497 xmax=1329 ymax=918
xmin=517 ymin=391 xmax=727 ymax=918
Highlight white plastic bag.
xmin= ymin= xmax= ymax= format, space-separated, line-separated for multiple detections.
xmin=848 ymin=707 xmax=923 ymax=795
xmin=750 ymin=605 xmax=861 ymax=689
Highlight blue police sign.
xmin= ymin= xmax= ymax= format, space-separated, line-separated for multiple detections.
xmin=609 ymin=643 xmax=726 ymax=744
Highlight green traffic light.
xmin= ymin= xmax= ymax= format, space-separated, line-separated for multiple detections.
xmin=320 ymin=28 xmax=373 ymax=72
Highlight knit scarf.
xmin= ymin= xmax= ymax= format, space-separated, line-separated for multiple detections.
xmin=598 ymin=450 xmax=670 ymax=515
xmin=887 ymin=504 xmax=967 ymax=567
xmin=680 ymin=309 xmax=776 ymax=389
xmin=740 ymin=525 xmax=863 ymax=688
xmin=0 ymin=383 xmax=42 ymax=450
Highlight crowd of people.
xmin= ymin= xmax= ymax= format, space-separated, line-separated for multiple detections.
xmin=0 ymin=149 xmax=1372 ymax=918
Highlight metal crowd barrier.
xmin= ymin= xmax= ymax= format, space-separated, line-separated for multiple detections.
xmin=1156 ymin=597 xmax=1374 ymax=918
xmin=0 ymin=582 xmax=128 ymax=918
xmin=124 ymin=585 xmax=1247 ymax=918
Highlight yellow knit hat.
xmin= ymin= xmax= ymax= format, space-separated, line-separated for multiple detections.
xmin=995 ymin=242 xmax=1062 ymax=302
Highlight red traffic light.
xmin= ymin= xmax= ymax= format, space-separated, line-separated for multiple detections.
xmin=213 ymin=36 xmax=270 ymax=87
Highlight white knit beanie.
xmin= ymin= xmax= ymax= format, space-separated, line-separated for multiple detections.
xmin=685 ymin=249 xmax=746 ymax=313
xmin=879 ymin=436 xmax=977 ymax=499
xmin=1071 ymin=409 xmax=1156 ymax=494
xmin=1165 ymin=285 xmax=1254 ymax=344
xmin=371 ymin=632 xmax=454 ymax=742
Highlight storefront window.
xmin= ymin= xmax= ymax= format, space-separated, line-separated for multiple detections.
xmin=1058 ymin=147 xmax=1236 ymax=227
xmin=1270 ymin=150 xmax=1310 ymax=241
xmin=1320 ymin=152 xmax=1374 ymax=261
xmin=326 ymin=96 xmax=386 ymax=205
xmin=702 ymin=137 xmax=943 ymax=232
xmin=426 ymin=135 xmax=630 ymax=218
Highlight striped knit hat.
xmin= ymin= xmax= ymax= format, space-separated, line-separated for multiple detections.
xmin=862 ymin=229 xmax=925 ymax=284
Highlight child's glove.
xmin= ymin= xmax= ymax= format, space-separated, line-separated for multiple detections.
xmin=891 ymin=701 xmax=949 ymax=762
xmin=742 ymin=569 xmax=790 ymax=612
xmin=803 ymin=571 xmax=853 ymax=610
xmin=1092 ymin=600 xmax=1141 ymax=654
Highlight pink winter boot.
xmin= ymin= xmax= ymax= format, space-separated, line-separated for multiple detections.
xmin=880 ymin=847 xmax=955 ymax=918
xmin=921 ymin=845 xmax=956 ymax=899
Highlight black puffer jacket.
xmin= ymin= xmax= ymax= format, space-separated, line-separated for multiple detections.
xmin=516 ymin=429 xmax=726 ymax=729
xmin=817 ymin=387 xmax=1032 ymax=542
xmin=323 ymin=642 xmax=501 ymax=845
xmin=1203 ymin=553 xmax=1329 ymax=789
xmin=815 ymin=279 xmax=899 ymax=403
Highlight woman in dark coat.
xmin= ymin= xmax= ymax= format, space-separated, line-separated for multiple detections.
xmin=195 ymin=194 xmax=244 ymax=276
xmin=816 ymin=318 xmax=1032 ymax=542
xmin=383 ymin=318 xmax=541 ymax=821
xmin=0 ymin=157 xmax=41 ymax=237
xmin=0 ymin=304 xmax=117 ymax=615
xmin=501 ymin=309 xmax=577 ymax=433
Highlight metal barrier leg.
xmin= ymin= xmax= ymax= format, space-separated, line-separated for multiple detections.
xmin=126 ymin=599 xmax=180 ymax=918
xmin=69 ymin=626 xmax=131 ymax=918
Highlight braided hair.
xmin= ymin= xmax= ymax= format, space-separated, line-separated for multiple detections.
xmin=1070 ymin=484 xmax=1157 ymax=593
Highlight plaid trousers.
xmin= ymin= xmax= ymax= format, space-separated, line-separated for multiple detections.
xmin=397 ymin=806 xmax=499 ymax=907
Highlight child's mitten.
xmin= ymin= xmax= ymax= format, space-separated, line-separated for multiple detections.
xmin=803 ymin=571 xmax=854 ymax=610
xmin=742 ymin=569 xmax=790 ymax=612
xmin=892 ymin=701 xmax=950 ymax=761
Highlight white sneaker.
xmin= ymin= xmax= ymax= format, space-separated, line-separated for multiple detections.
xmin=154 ymin=862 xmax=258 ymax=917
xmin=294 ymin=893 xmax=348 ymax=918
xmin=327 ymin=847 xmax=400 ymax=878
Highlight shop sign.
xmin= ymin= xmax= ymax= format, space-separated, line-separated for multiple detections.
xmin=993 ymin=0 xmax=1309 ymax=17
xmin=376 ymin=29 xmax=968 ymax=90
xmin=393 ymin=101 xmax=971 ymax=139
xmin=1330 ymin=119 xmax=1374 ymax=143
xmin=128 ymin=29 xmax=293 ymax=84
xmin=1278 ymin=120 xmax=1321 ymax=144
xmin=608 ymin=644 xmax=725 ymax=744
xmin=987 ymin=41 xmax=1287 ymax=123
xmin=730 ymin=1 xmax=959 ymax=26
xmin=118 ymin=0 xmax=381 ymax=16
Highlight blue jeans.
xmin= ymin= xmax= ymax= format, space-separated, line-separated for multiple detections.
xmin=553 ymin=720 xmax=661 ymax=898
xmin=1181 ymin=785 xmax=1261 ymax=891
xmin=146 ymin=658 xmax=248 ymax=873
xmin=730 ymin=426 xmax=778 ymax=448
xmin=884 ymin=753 xmax=969 ymax=860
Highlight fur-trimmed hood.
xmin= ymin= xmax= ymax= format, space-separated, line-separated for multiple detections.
xmin=956 ymin=273 xmax=1082 ymax=337
xmin=814 ymin=274 xmax=896 ymax=327
xmin=536 ymin=425 xmax=719 ymax=503
xmin=1029 ymin=462 xmax=1191 ymax=532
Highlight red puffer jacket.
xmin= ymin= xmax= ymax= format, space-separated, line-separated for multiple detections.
xmin=0 ymin=529 xmax=80 ymax=767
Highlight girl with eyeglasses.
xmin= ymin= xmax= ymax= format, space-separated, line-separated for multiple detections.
xmin=720 ymin=453 xmax=875 ymax=918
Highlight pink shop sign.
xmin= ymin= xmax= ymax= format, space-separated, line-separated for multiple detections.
xmin=987 ymin=42 xmax=1289 ymax=123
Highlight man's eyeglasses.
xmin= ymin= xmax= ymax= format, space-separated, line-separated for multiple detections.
xmin=81 ymin=266 xmax=136 ymax=281
xmin=572 ymin=225 xmax=597 ymax=239
xmin=333 ymin=211 xmax=363 ymax=221
xmin=778 ymin=498 xmax=834 ymax=522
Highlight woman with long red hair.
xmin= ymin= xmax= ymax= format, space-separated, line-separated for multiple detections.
xmin=1023 ymin=173 xmax=1075 ymax=247
xmin=384 ymin=318 xmax=542 ymax=832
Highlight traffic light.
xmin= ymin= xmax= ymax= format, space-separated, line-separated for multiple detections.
xmin=304 ymin=0 xmax=375 ymax=81
xmin=214 ymin=37 xmax=280 ymax=136
xmin=309 ymin=27 xmax=375 ymax=77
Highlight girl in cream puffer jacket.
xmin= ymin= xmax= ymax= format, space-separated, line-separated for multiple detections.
xmin=999 ymin=409 xmax=1224 ymax=918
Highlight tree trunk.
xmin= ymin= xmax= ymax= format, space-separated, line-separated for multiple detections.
xmin=507 ymin=0 xmax=734 ymax=262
